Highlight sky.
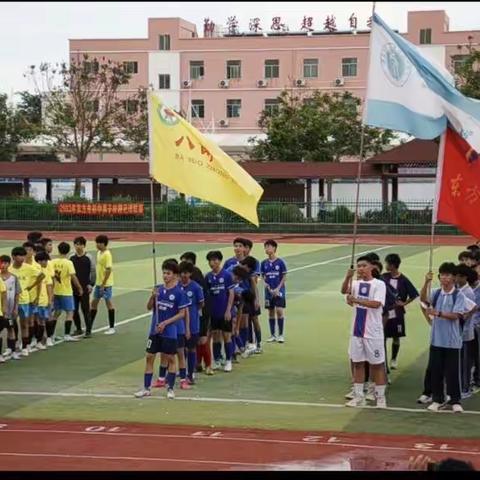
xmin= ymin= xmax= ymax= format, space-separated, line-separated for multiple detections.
xmin=0 ymin=1 xmax=476 ymax=96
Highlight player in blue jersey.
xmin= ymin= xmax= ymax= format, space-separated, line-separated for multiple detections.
xmin=224 ymin=238 xmax=248 ymax=272
xmin=179 ymin=261 xmax=205 ymax=384
xmin=261 ymin=239 xmax=287 ymax=343
xmin=134 ymin=260 xmax=189 ymax=400
xmin=205 ymin=251 xmax=235 ymax=372
xmin=243 ymin=239 xmax=262 ymax=349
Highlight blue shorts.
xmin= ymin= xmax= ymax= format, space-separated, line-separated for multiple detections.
xmin=37 ymin=306 xmax=51 ymax=321
xmin=18 ymin=304 xmax=31 ymax=320
xmin=177 ymin=334 xmax=186 ymax=349
xmin=160 ymin=337 xmax=178 ymax=355
xmin=30 ymin=304 xmax=38 ymax=316
xmin=94 ymin=286 xmax=113 ymax=300
xmin=54 ymin=295 xmax=75 ymax=312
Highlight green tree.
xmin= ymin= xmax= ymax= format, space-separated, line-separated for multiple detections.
xmin=25 ymin=54 xmax=131 ymax=195
xmin=454 ymin=38 xmax=480 ymax=100
xmin=249 ymin=90 xmax=394 ymax=162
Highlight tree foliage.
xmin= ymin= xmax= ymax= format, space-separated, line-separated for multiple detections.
xmin=249 ymin=90 xmax=394 ymax=162
xmin=454 ymin=38 xmax=480 ymax=100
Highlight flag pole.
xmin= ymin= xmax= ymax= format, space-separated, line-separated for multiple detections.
xmin=150 ymin=177 xmax=158 ymax=286
xmin=350 ymin=1 xmax=376 ymax=268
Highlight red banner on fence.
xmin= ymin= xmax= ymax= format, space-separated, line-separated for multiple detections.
xmin=57 ymin=203 xmax=144 ymax=216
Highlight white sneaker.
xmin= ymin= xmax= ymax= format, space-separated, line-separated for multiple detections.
xmin=427 ymin=402 xmax=441 ymax=412
xmin=254 ymin=346 xmax=263 ymax=354
xmin=104 ymin=328 xmax=116 ymax=335
xmin=167 ymin=388 xmax=175 ymax=399
xmin=37 ymin=342 xmax=47 ymax=351
xmin=277 ymin=335 xmax=285 ymax=343
xmin=345 ymin=396 xmax=366 ymax=408
xmin=376 ymin=396 xmax=387 ymax=409
xmin=212 ymin=361 xmax=222 ymax=370
xmin=452 ymin=403 xmax=464 ymax=413
xmin=365 ymin=383 xmax=376 ymax=402
xmin=12 ymin=352 xmax=22 ymax=360
xmin=21 ymin=348 xmax=29 ymax=357
xmin=30 ymin=338 xmax=37 ymax=348
xmin=417 ymin=394 xmax=432 ymax=405
xmin=64 ymin=335 xmax=79 ymax=342
xmin=390 ymin=358 xmax=398 ymax=370
xmin=266 ymin=336 xmax=277 ymax=343
xmin=134 ymin=389 xmax=151 ymax=398
xmin=46 ymin=337 xmax=54 ymax=347
xmin=28 ymin=344 xmax=38 ymax=353
xmin=224 ymin=361 xmax=232 ymax=372
xmin=345 ymin=388 xmax=355 ymax=400
xmin=3 ymin=348 xmax=12 ymax=360
xmin=0 ymin=355 xmax=5 ymax=364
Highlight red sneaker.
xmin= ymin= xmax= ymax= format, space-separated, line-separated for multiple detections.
xmin=180 ymin=379 xmax=192 ymax=390
xmin=152 ymin=378 xmax=166 ymax=388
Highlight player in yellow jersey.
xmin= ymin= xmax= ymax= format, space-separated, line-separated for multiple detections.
xmin=90 ymin=235 xmax=116 ymax=336
xmin=33 ymin=251 xmax=53 ymax=350
xmin=0 ymin=274 xmax=7 ymax=363
xmin=50 ymin=242 xmax=83 ymax=344
xmin=8 ymin=247 xmax=44 ymax=357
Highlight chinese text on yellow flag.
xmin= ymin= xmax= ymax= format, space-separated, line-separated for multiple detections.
xmin=148 ymin=92 xmax=264 ymax=226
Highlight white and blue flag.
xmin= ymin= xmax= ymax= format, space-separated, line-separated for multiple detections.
xmin=364 ymin=12 xmax=480 ymax=152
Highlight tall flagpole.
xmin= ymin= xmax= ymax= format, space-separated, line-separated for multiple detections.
xmin=350 ymin=1 xmax=376 ymax=268
xmin=150 ymin=177 xmax=158 ymax=286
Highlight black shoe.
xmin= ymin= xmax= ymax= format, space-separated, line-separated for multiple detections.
xmin=196 ymin=365 xmax=204 ymax=373
xmin=84 ymin=331 xmax=92 ymax=338
xmin=73 ymin=329 xmax=84 ymax=337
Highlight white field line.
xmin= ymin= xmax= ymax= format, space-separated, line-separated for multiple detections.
xmin=0 ymin=389 xmax=479 ymax=416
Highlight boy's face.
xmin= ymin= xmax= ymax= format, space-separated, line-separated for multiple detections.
xmin=96 ymin=242 xmax=106 ymax=251
xmin=0 ymin=261 xmax=9 ymax=273
xmin=439 ymin=272 xmax=455 ymax=288
xmin=12 ymin=254 xmax=25 ymax=266
xmin=25 ymin=247 xmax=34 ymax=259
xmin=45 ymin=242 xmax=53 ymax=254
xmin=38 ymin=259 xmax=48 ymax=268
xmin=465 ymin=258 xmax=476 ymax=268
xmin=356 ymin=260 xmax=372 ymax=279
xmin=209 ymin=258 xmax=221 ymax=271
xmin=74 ymin=243 xmax=85 ymax=255
xmin=385 ymin=262 xmax=395 ymax=272
xmin=456 ymin=274 xmax=468 ymax=287
xmin=233 ymin=242 xmax=246 ymax=258
xmin=180 ymin=271 xmax=191 ymax=283
xmin=264 ymin=244 xmax=276 ymax=256
xmin=162 ymin=269 xmax=176 ymax=284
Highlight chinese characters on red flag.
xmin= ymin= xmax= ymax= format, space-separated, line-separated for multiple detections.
xmin=436 ymin=128 xmax=480 ymax=239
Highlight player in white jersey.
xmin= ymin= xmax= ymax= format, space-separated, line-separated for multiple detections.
xmin=344 ymin=255 xmax=387 ymax=408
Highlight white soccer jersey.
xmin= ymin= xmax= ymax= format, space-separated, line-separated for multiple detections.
xmin=350 ymin=278 xmax=386 ymax=339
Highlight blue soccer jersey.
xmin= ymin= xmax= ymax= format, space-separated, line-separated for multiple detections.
xmin=149 ymin=284 xmax=190 ymax=339
xmin=205 ymin=269 xmax=234 ymax=318
xmin=224 ymin=257 xmax=241 ymax=273
xmin=180 ymin=280 xmax=205 ymax=335
xmin=261 ymin=258 xmax=287 ymax=300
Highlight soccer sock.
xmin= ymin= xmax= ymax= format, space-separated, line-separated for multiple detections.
xmin=254 ymin=328 xmax=262 ymax=347
xmin=225 ymin=341 xmax=233 ymax=361
xmin=269 ymin=318 xmax=275 ymax=336
xmin=248 ymin=322 xmax=254 ymax=343
xmin=22 ymin=337 xmax=29 ymax=349
xmin=7 ymin=338 xmax=16 ymax=351
xmin=144 ymin=373 xmax=153 ymax=390
xmin=36 ymin=324 xmax=45 ymax=342
xmin=354 ymin=383 xmax=364 ymax=398
xmin=277 ymin=317 xmax=285 ymax=336
xmin=167 ymin=372 xmax=176 ymax=390
xmin=204 ymin=343 xmax=212 ymax=367
xmin=179 ymin=367 xmax=187 ymax=380
xmin=364 ymin=363 xmax=370 ymax=384
xmin=196 ymin=344 xmax=204 ymax=366
xmin=73 ymin=314 xmax=81 ymax=332
xmin=108 ymin=309 xmax=115 ymax=329
xmin=240 ymin=327 xmax=249 ymax=346
xmin=65 ymin=320 xmax=72 ymax=336
xmin=234 ymin=335 xmax=244 ymax=350
xmin=213 ymin=342 xmax=222 ymax=361
xmin=27 ymin=330 xmax=33 ymax=345
xmin=187 ymin=351 xmax=196 ymax=379
xmin=90 ymin=310 xmax=98 ymax=329
xmin=159 ymin=365 xmax=167 ymax=379
xmin=375 ymin=385 xmax=386 ymax=398
xmin=45 ymin=321 xmax=54 ymax=338
xmin=392 ymin=340 xmax=400 ymax=360
xmin=13 ymin=321 xmax=19 ymax=339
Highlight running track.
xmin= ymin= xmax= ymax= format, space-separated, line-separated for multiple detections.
xmin=0 ymin=419 xmax=479 ymax=470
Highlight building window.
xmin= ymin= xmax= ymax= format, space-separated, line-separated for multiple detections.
xmin=419 ymin=28 xmax=432 ymax=45
xmin=190 ymin=61 xmax=204 ymax=79
xmin=159 ymin=34 xmax=171 ymax=50
xmin=123 ymin=61 xmax=138 ymax=74
xmin=226 ymin=60 xmax=241 ymax=79
xmin=452 ymin=55 xmax=468 ymax=74
xmin=84 ymin=61 xmax=99 ymax=75
xmin=191 ymin=99 xmax=204 ymax=119
xmin=342 ymin=57 xmax=357 ymax=77
xmin=159 ymin=74 xmax=171 ymax=89
xmin=122 ymin=99 xmax=139 ymax=114
xmin=264 ymin=59 xmax=279 ymax=79
xmin=264 ymin=98 xmax=280 ymax=115
xmin=303 ymin=58 xmax=319 ymax=78
xmin=226 ymin=99 xmax=241 ymax=118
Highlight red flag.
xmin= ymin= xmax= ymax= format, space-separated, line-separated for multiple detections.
xmin=436 ymin=127 xmax=480 ymax=239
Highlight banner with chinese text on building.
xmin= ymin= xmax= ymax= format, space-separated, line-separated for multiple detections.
xmin=58 ymin=203 xmax=145 ymax=216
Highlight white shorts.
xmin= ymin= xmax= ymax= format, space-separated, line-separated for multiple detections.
xmin=348 ymin=336 xmax=385 ymax=365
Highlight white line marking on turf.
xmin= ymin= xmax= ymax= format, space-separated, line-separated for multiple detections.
xmin=1 ymin=390 xmax=479 ymax=416
xmin=0 ymin=451 xmax=264 ymax=468
xmin=0 ymin=428 xmax=479 ymax=458
xmin=288 ymin=246 xmax=393 ymax=273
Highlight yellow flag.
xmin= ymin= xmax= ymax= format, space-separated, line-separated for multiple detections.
xmin=148 ymin=93 xmax=264 ymax=226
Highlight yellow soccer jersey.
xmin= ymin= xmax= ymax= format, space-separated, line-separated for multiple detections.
xmin=8 ymin=263 xmax=41 ymax=305
xmin=51 ymin=258 xmax=76 ymax=296
xmin=37 ymin=266 xmax=53 ymax=307
xmin=0 ymin=278 xmax=6 ymax=317
xmin=96 ymin=250 xmax=114 ymax=287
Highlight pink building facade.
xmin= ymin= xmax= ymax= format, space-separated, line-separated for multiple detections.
xmin=69 ymin=10 xmax=479 ymax=152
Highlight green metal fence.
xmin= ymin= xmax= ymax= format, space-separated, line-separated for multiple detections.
xmin=0 ymin=197 xmax=462 ymax=235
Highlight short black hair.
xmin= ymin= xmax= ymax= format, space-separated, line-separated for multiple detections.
xmin=372 ymin=260 xmax=383 ymax=273
xmin=466 ymin=244 xmax=480 ymax=253
xmin=206 ymin=250 xmax=223 ymax=262
xmin=439 ymin=262 xmax=457 ymax=276
xmin=264 ymin=239 xmax=278 ymax=249
xmin=433 ymin=458 xmax=475 ymax=471
xmin=0 ymin=255 xmax=11 ymax=264
xmin=180 ymin=252 xmax=197 ymax=265
xmin=385 ymin=253 xmax=401 ymax=269
xmin=162 ymin=259 xmax=179 ymax=274
xmin=178 ymin=261 xmax=194 ymax=274
xmin=233 ymin=237 xmax=248 ymax=247
xmin=164 ymin=257 xmax=178 ymax=265
xmin=365 ymin=252 xmax=380 ymax=262
xmin=41 ymin=238 xmax=52 ymax=246
xmin=233 ymin=265 xmax=250 ymax=280
xmin=11 ymin=247 xmax=27 ymax=257
xmin=58 ymin=242 xmax=71 ymax=255
xmin=458 ymin=250 xmax=473 ymax=261
xmin=22 ymin=241 xmax=35 ymax=250
xmin=35 ymin=251 xmax=49 ymax=263
xmin=244 ymin=238 xmax=253 ymax=249
xmin=34 ymin=244 xmax=45 ymax=253
xmin=357 ymin=255 xmax=373 ymax=264
xmin=27 ymin=231 xmax=43 ymax=243
xmin=456 ymin=264 xmax=478 ymax=284
xmin=74 ymin=236 xmax=87 ymax=246
xmin=241 ymin=256 xmax=257 ymax=272
xmin=95 ymin=235 xmax=109 ymax=246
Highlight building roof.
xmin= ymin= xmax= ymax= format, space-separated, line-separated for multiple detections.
xmin=367 ymin=139 xmax=439 ymax=165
